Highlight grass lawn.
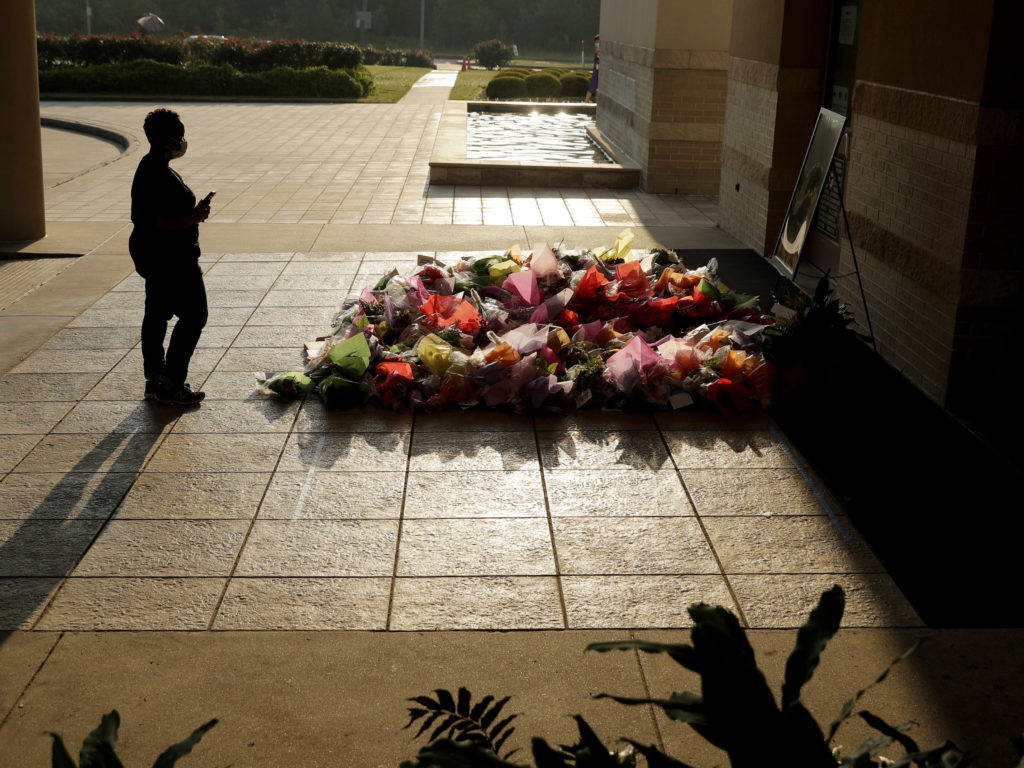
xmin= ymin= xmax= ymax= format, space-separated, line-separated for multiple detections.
xmin=449 ymin=70 xmax=495 ymax=100
xmin=360 ymin=65 xmax=433 ymax=103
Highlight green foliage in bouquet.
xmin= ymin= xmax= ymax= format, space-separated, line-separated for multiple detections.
xmin=762 ymin=273 xmax=858 ymax=370
xmin=400 ymin=586 xmax=993 ymax=768
xmin=49 ymin=710 xmax=220 ymax=768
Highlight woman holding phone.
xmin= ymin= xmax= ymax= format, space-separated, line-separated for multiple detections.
xmin=129 ymin=108 xmax=212 ymax=405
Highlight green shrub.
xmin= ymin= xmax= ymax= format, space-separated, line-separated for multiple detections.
xmin=37 ymin=34 xmax=375 ymax=73
xmin=492 ymin=70 xmax=526 ymax=80
xmin=38 ymin=58 xmax=371 ymax=99
xmin=497 ymin=67 xmax=533 ymax=77
xmin=524 ymin=72 xmax=560 ymax=98
xmin=485 ymin=75 xmax=527 ymax=100
xmin=471 ymin=39 xmax=513 ymax=70
xmin=559 ymin=72 xmax=589 ymax=98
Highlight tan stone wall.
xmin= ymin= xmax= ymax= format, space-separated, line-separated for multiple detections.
xmin=595 ymin=41 xmax=655 ymax=178
xmin=840 ymin=102 xmax=978 ymax=405
xmin=596 ymin=0 xmax=732 ymax=194
xmin=717 ymin=73 xmax=777 ymax=252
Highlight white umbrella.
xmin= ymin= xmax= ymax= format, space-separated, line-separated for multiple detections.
xmin=137 ymin=13 xmax=165 ymax=33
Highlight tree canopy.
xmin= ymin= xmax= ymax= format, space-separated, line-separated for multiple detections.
xmin=36 ymin=0 xmax=600 ymax=54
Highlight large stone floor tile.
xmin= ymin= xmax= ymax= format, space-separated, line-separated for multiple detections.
xmin=390 ymin=576 xmax=563 ymax=629
xmin=0 ymin=630 xmax=60 ymax=718
xmin=84 ymin=372 xmax=154 ymax=401
xmin=14 ymin=432 xmax=162 ymax=474
xmin=553 ymin=517 xmax=719 ymax=575
xmin=0 ymin=629 xmax=657 ymax=767
xmin=258 ymin=288 xmax=349 ymax=307
xmin=652 ymin=408 xmax=774 ymax=431
xmin=213 ymin=577 xmax=390 ymax=629
xmin=0 ymin=519 xmax=105 ymax=576
xmin=544 ymin=468 xmax=693 ymax=516
xmin=214 ymin=346 xmax=305 ymax=372
xmin=412 ymin=410 xmax=534 ymax=432
xmin=197 ymin=371 xmax=267 ymax=400
xmin=40 ymin=326 xmax=140 ymax=349
xmin=0 ymin=401 xmax=74 ymax=434
xmin=51 ymin=400 xmax=179 ymax=434
xmin=0 ymin=471 xmax=135 ymax=520
xmin=663 ymin=429 xmax=796 ymax=469
xmin=66 ymin=308 xmax=143 ymax=328
xmin=8 ymin=348 xmax=128 ymax=374
xmin=72 ymin=520 xmax=249 ymax=577
xmin=278 ymin=431 xmax=410 ymax=472
xmin=409 ymin=431 xmax=539 ymax=471
xmin=562 ymin=575 xmax=737 ymax=628
xmin=703 ymin=516 xmax=883 ymax=573
xmin=114 ymin=471 xmax=269 ymax=519
xmin=404 ymin=470 xmax=545 ymax=518
xmin=145 ymin=433 xmax=287 ymax=473
xmin=259 ymin=470 xmax=404 ymax=520
xmin=538 ymin=430 xmax=672 ymax=470
xmin=233 ymin=324 xmax=322 ymax=348
xmin=34 ymin=577 xmax=225 ymax=630
xmin=0 ymin=435 xmax=42 ymax=472
xmin=247 ymin=305 xmax=332 ymax=326
xmin=397 ymin=519 xmax=555 ymax=576
xmin=293 ymin=402 xmax=413 ymax=433
xmin=203 ymin=289 xmax=266 ymax=308
xmin=681 ymin=467 xmax=827 ymax=516
xmin=170 ymin=398 xmax=299 ymax=433
xmin=0 ymin=372 xmax=103 ymax=402
xmin=109 ymin=346 xmax=222 ymax=377
xmin=728 ymin=573 xmax=923 ymax=628
xmin=0 ymin=578 xmax=62 ymax=629
xmin=235 ymin=519 xmax=398 ymax=576
xmin=534 ymin=410 xmax=656 ymax=431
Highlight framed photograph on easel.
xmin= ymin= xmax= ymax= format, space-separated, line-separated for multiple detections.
xmin=770 ymin=107 xmax=847 ymax=279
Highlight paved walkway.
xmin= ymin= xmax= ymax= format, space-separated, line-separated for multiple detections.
xmin=0 ymin=87 xmax=1020 ymax=766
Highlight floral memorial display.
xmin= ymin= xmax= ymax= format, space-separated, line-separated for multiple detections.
xmin=260 ymin=230 xmax=820 ymax=414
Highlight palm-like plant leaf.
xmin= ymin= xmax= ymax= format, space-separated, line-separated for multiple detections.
xmin=406 ymin=688 xmax=519 ymax=759
xmin=401 ymin=738 xmax=528 ymax=768
xmin=827 ymin=639 xmax=922 ymax=742
xmin=621 ymin=739 xmax=696 ymax=768
xmin=781 ymin=584 xmax=844 ymax=709
xmin=586 ymin=640 xmax=700 ymax=673
xmin=151 ymin=718 xmax=218 ymax=768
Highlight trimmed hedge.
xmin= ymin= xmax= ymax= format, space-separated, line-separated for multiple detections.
xmin=524 ymin=72 xmax=560 ymax=98
xmin=485 ymin=75 xmax=528 ymax=99
xmin=38 ymin=59 xmax=372 ymax=99
xmin=37 ymin=33 xmax=435 ymax=72
xmin=559 ymin=72 xmax=589 ymax=98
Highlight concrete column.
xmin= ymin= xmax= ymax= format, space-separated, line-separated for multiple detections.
xmin=716 ymin=0 xmax=829 ymax=257
xmin=596 ymin=0 xmax=732 ymax=194
xmin=0 ymin=0 xmax=45 ymax=242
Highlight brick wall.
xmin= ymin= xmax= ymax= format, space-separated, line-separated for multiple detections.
xmin=595 ymin=41 xmax=654 ymax=181
xmin=837 ymin=88 xmax=979 ymax=405
xmin=717 ymin=70 xmax=778 ymax=253
xmin=596 ymin=42 xmax=729 ymax=194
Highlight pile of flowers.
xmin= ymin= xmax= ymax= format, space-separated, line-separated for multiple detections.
xmin=260 ymin=231 xmax=795 ymax=414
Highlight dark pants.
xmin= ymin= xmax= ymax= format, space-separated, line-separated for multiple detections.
xmin=141 ymin=261 xmax=208 ymax=385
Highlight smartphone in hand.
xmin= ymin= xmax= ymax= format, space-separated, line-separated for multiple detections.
xmin=201 ymin=191 xmax=216 ymax=204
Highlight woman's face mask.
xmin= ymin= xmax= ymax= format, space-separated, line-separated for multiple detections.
xmin=167 ymin=135 xmax=187 ymax=159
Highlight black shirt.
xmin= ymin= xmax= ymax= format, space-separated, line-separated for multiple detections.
xmin=129 ymin=153 xmax=200 ymax=269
